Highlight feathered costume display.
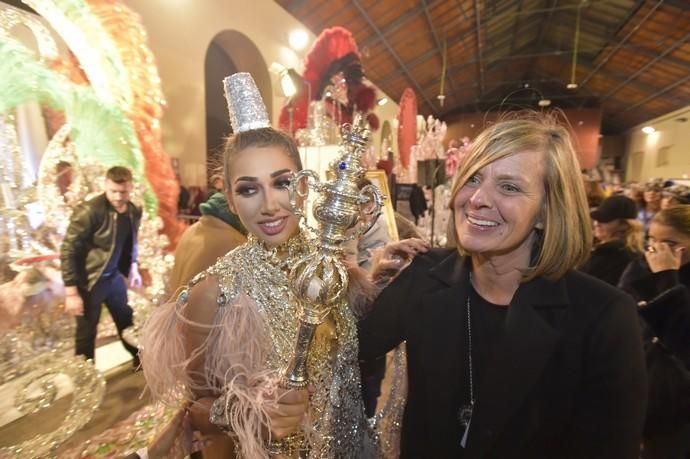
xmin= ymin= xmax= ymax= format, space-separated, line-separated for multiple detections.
xmin=278 ymin=26 xmax=379 ymax=138
xmin=0 ymin=0 xmax=184 ymax=246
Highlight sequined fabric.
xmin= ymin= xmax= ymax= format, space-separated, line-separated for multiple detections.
xmin=181 ymin=233 xmax=376 ymax=458
xmin=223 ymin=72 xmax=271 ymax=133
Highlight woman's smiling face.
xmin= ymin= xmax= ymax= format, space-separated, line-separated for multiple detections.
xmin=226 ymin=145 xmax=300 ymax=248
xmin=453 ymin=150 xmax=546 ymax=261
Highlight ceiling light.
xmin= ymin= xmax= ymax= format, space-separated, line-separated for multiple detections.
xmin=538 ymin=99 xmax=551 ymax=107
xmin=567 ymin=83 xmax=578 ymax=90
xmin=642 ymin=126 xmax=655 ymax=134
xmin=377 ymin=97 xmax=388 ymax=106
xmin=288 ymin=30 xmax=309 ymax=50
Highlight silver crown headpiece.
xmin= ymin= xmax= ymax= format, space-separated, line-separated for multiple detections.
xmin=223 ymin=72 xmax=270 ymax=133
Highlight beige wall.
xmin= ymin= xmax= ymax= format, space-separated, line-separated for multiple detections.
xmin=124 ymin=0 xmax=399 ymax=186
xmin=623 ymin=105 xmax=690 ymax=182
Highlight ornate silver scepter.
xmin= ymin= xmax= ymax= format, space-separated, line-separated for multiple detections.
xmin=283 ymin=113 xmax=383 ymax=389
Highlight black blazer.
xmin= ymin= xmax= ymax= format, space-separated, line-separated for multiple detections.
xmin=359 ymin=249 xmax=647 ymax=459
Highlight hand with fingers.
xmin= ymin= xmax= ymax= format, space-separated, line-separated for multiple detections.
xmin=147 ymin=405 xmax=210 ymax=459
xmin=64 ymin=293 xmax=84 ymax=316
xmin=266 ymin=387 xmax=311 ymax=440
xmin=645 ymin=242 xmax=684 ymax=273
xmin=371 ymin=238 xmax=430 ymax=284
xmin=129 ymin=264 xmax=143 ymax=289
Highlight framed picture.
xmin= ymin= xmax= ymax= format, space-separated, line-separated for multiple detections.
xmin=366 ymin=169 xmax=399 ymax=241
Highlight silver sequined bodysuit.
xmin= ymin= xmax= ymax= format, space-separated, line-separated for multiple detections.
xmin=178 ymin=234 xmax=376 ymax=458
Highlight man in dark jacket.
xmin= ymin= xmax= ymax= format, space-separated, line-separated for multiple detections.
xmin=60 ymin=166 xmax=141 ymax=364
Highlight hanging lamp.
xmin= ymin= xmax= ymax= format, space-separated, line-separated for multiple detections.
xmin=567 ymin=1 xmax=585 ymax=90
xmin=438 ymin=38 xmax=448 ymax=106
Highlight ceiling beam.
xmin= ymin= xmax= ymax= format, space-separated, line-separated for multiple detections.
xmin=359 ymin=4 xmax=427 ymax=50
xmin=445 ymin=77 xmax=570 ymax=94
xmin=453 ymin=0 xmax=481 ymax=106
xmin=374 ymin=23 xmax=474 ymax=86
xmin=285 ymin=0 xmax=311 ymax=13
xmin=442 ymin=91 xmax=599 ymax=116
xmin=416 ymin=37 xmax=676 ymax=96
xmin=424 ymin=49 xmax=663 ymax=111
xmin=619 ymin=73 xmax=690 ymax=114
xmin=540 ymin=6 xmax=690 ymax=71
xmin=371 ymin=0 xmax=480 ymax=89
xmin=351 ymin=0 xmax=437 ymax=114
xmin=454 ymin=0 xmax=476 ymax=29
xmin=550 ymin=58 xmax=662 ymax=96
xmin=298 ymin=2 xmax=333 ymax=33
xmin=488 ymin=0 xmax=637 ymax=21
xmin=473 ymin=0 xmax=485 ymax=95
xmin=525 ymin=0 xmax=560 ymax=80
xmin=600 ymin=28 xmax=690 ymax=102
xmin=508 ymin=0 xmax=527 ymax=56
xmin=609 ymin=0 xmax=646 ymax=37
xmin=578 ymin=0 xmax=664 ymax=91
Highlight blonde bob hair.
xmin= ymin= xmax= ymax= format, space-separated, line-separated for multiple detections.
xmin=450 ymin=114 xmax=592 ymax=281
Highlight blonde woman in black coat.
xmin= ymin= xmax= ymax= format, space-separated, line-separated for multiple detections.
xmin=359 ymin=115 xmax=647 ymax=459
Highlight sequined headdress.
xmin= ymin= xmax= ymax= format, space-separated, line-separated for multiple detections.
xmin=223 ymin=72 xmax=270 ymax=133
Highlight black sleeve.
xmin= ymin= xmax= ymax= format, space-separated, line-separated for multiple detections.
xmin=564 ymin=294 xmax=647 ymax=458
xmin=624 ymin=265 xmax=681 ymax=302
xmin=358 ymin=258 xmax=420 ymax=361
xmin=639 ymin=284 xmax=690 ymax=368
xmin=59 ymin=204 xmax=95 ymax=287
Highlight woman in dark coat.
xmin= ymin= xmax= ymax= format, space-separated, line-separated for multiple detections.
xmin=359 ymin=116 xmax=647 ymax=459
xmin=581 ymin=194 xmax=644 ymax=286
xmin=620 ymin=205 xmax=690 ymax=459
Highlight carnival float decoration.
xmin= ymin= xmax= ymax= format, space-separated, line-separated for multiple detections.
xmin=0 ymin=1 xmax=179 ymax=455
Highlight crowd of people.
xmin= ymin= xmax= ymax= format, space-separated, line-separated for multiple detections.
xmin=581 ymin=180 xmax=690 ymax=459
xmin=59 ymin=72 xmax=690 ymax=458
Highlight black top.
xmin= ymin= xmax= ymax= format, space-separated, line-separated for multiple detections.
xmin=580 ymin=239 xmax=641 ymax=286
xmin=102 ymin=210 xmax=132 ymax=278
xmin=467 ymin=285 xmax=508 ymax=405
xmin=359 ymin=249 xmax=646 ymax=459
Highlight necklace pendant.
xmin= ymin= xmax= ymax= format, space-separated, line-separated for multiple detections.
xmin=458 ymin=403 xmax=473 ymax=429
xmin=458 ymin=403 xmax=474 ymax=448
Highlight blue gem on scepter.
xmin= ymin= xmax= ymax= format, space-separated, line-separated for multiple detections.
xmin=339 ymin=162 xmax=347 ymax=170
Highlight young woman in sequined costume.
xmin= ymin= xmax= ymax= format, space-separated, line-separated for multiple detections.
xmin=141 ymin=126 xmax=390 ymax=458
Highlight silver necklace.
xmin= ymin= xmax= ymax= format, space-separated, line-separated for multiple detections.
xmin=458 ymin=292 xmax=475 ymax=447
